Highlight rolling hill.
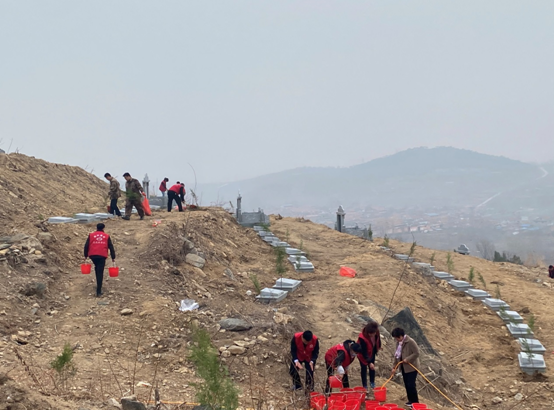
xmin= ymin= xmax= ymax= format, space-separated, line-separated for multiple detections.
xmin=198 ymin=147 xmax=547 ymax=212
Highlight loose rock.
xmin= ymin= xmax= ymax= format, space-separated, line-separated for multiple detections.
xmin=121 ymin=309 xmax=134 ymax=316
xmin=219 ymin=318 xmax=252 ymax=331
xmin=186 ymin=254 xmax=206 ymax=269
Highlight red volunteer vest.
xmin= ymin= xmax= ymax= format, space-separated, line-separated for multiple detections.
xmin=169 ymin=184 xmax=182 ymax=194
xmin=294 ymin=332 xmax=318 ymax=362
xmin=325 ymin=343 xmax=353 ymax=368
xmin=88 ymin=231 xmax=110 ymax=258
xmin=159 ymin=181 xmax=167 ymax=192
xmin=357 ymin=331 xmax=381 ymax=365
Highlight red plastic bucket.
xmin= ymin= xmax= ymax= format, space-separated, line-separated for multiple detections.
xmin=329 ymin=394 xmax=345 ymax=404
xmin=310 ymin=394 xmax=326 ymax=410
xmin=373 ymin=387 xmax=387 ymax=402
xmin=329 ymin=376 xmax=343 ymax=389
xmin=108 ymin=266 xmax=119 ymax=277
xmin=329 ymin=404 xmax=346 ymax=410
xmin=411 ymin=405 xmax=427 ymax=410
xmin=383 ymin=404 xmax=399 ymax=409
xmin=81 ymin=263 xmax=91 ymax=274
xmin=354 ymin=387 xmax=367 ymax=392
xmin=365 ymin=401 xmax=379 ymax=409
xmin=344 ymin=399 xmax=361 ymax=410
xmin=341 ymin=388 xmax=355 ymax=392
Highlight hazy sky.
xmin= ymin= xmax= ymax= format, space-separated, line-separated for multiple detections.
xmin=1 ymin=1 xmax=552 ymax=186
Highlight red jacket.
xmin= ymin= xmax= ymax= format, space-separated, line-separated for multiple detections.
xmin=293 ymin=332 xmax=318 ymax=362
xmin=357 ymin=331 xmax=381 ymax=365
xmin=168 ymin=184 xmax=182 ymax=194
xmin=159 ymin=181 xmax=167 ymax=192
xmin=325 ymin=343 xmax=353 ymax=368
xmin=87 ymin=231 xmax=110 ymax=258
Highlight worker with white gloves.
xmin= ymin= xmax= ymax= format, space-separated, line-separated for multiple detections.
xmin=324 ymin=340 xmax=362 ymax=393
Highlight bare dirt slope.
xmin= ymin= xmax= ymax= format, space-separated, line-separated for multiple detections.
xmin=1 ymin=154 xmax=553 ymax=410
xmin=0 ymin=153 xmax=108 ymax=234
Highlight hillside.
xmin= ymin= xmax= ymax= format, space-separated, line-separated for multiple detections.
xmin=0 ymin=153 xmax=553 ymax=409
xmin=0 ymin=153 xmax=109 ymax=234
xmin=198 ymin=147 xmax=546 ymax=211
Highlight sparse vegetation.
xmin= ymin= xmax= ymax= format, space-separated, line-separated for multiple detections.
xmin=494 ymin=284 xmax=502 ymax=300
xmin=468 ymin=267 xmax=475 ymax=285
xmin=285 ymin=228 xmax=290 ymax=243
xmin=477 ymin=272 xmax=487 ymax=289
xmin=50 ymin=342 xmax=77 ymax=390
xmin=274 ymin=245 xmax=287 ymax=276
xmin=429 ymin=252 xmax=436 ymax=266
xmin=446 ymin=252 xmax=455 ymax=273
xmin=381 ymin=234 xmax=390 ymax=248
xmin=528 ymin=313 xmax=536 ymax=333
xmin=189 ymin=326 xmax=239 ymax=410
xmin=367 ymin=224 xmax=373 ymax=241
xmin=494 ymin=251 xmax=523 ymax=265
xmin=249 ymin=273 xmax=262 ymax=295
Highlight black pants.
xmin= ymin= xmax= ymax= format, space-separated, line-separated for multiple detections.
xmin=401 ymin=368 xmax=418 ymax=404
xmin=90 ymin=256 xmax=106 ymax=295
xmin=360 ymin=361 xmax=376 ymax=388
xmin=289 ymin=361 xmax=315 ymax=391
xmin=167 ymin=191 xmax=183 ymax=212
xmin=109 ymin=198 xmax=121 ymax=216
xmin=325 ymin=363 xmax=349 ymax=393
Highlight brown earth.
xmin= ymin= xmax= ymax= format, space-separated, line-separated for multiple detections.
xmin=1 ymin=153 xmax=553 ymax=410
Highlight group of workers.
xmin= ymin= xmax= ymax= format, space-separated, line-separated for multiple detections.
xmin=159 ymin=177 xmax=186 ymax=212
xmin=290 ymin=323 xmax=421 ymax=408
xmin=104 ymin=173 xmax=186 ymax=218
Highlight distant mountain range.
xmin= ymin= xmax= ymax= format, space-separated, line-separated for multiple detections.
xmin=198 ymin=147 xmax=554 ymax=213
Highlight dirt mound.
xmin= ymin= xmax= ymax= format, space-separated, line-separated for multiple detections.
xmin=0 ymin=153 xmax=108 ymax=234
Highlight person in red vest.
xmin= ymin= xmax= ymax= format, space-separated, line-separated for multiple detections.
xmin=324 ymin=340 xmax=362 ymax=393
xmin=357 ymin=321 xmax=382 ymax=390
xmin=289 ymin=330 xmax=320 ymax=392
xmin=159 ymin=177 xmax=169 ymax=197
xmin=167 ymin=181 xmax=185 ymax=212
xmin=84 ymin=223 xmax=116 ymax=297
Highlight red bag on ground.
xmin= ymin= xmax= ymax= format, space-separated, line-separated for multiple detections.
xmin=142 ymin=194 xmax=152 ymax=216
xmin=339 ymin=266 xmax=356 ymax=278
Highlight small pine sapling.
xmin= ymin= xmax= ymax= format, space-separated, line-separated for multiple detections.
xmin=477 ymin=272 xmax=487 ymax=289
xmin=468 ymin=267 xmax=475 ymax=285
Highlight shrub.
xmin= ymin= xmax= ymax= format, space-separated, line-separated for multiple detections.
xmin=189 ymin=327 xmax=239 ymax=410
xmin=50 ymin=342 xmax=77 ymax=390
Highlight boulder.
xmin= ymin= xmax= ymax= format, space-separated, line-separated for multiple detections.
xmin=186 ymin=254 xmax=206 ymax=269
xmin=219 ymin=318 xmax=252 ymax=331
xmin=121 ymin=398 xmax=147 ymax=410
xmin=120 ymin=309 xmax=134 ymax=316
xmin=382 ymin=307 xmax=437 ymax=355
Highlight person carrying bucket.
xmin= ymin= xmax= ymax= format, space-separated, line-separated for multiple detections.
xmin=357 ymin=320 xmax=382 ymax=391
xmin=390 ymin=327 xmax=420 ymax=408
xmin=289 ymin=330 xmax=320 ymax=392
xmin=324 ymin=340 xmax=362 ymax=393
xmin=84 ymin=223 xmax=116 ymax=297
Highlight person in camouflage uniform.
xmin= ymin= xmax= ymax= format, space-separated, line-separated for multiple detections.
xmin=104 ymin=173 xmax=122 ymax=217
xmin=122 ymin=172 xmax=145 ymax=220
